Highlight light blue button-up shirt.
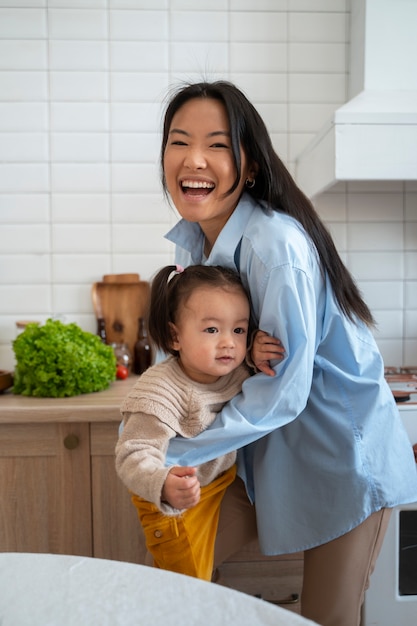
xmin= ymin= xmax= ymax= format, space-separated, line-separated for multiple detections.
xmin=165 ymin=193 xmax=417 ymax=555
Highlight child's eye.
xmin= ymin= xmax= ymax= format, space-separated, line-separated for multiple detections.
xmin=205 ymin=327 xmax=218 ymax=334
xmin=234 ymin=327 xmax=246 ymax=335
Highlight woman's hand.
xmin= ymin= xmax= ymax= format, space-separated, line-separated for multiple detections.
xmin=161 ymin=466 xmax=201 ymax=509
xmin=251 ymin=330 xmax=285 ymax=377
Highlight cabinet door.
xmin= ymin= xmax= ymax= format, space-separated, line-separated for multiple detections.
xmin=0 ymin=422 xmax=92 ymax=555
xmin=90 ymin=422 xmax=147 ymax=564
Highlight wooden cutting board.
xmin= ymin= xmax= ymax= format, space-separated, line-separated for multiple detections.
xmin=91 ymin=279 xmax=150 ymax=358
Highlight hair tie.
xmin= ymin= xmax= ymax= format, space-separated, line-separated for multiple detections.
xmin=167 ymin=264 xmax=184 ymax=283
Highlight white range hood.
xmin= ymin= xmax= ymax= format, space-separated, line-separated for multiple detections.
xmin=295 ymin=0 xmax=417 ymax=198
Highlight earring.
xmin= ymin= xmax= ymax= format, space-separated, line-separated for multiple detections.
xmin=245 ymin=178 xmax=255 ymax=189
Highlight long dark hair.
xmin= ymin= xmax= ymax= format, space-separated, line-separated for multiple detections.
xmin=161 ymin=81 xmax=375 ymax=327
xmin=148 ymin=264 xmax=250 ymax=356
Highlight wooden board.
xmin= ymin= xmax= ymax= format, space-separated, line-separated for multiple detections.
xmin=91 ymin=281 xmax=150 ymax=358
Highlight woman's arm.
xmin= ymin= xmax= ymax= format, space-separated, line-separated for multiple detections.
xmin=165 ymin=264 xmax=318 ymax=467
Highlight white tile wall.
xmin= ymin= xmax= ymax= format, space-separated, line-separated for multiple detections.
xmin=0 ymin=0 xmax=415 ymax=371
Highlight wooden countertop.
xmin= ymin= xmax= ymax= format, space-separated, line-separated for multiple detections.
xmin=0 ymin=377 xmax=136 ymax=424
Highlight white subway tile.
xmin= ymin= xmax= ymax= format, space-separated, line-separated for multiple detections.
xmin=51 ymin=133 xmax=109 ymax=162
xmin=347 ymin=223 xmax=403 ymax=252
xmin=254 ymin=103 xmax=287 ymax=133
xmin=230 ymin=73 xmax=287 ymax=102
xmin=110 ymin=72 xmax=168 ymax=101
xmin=52 ymin=223 xmax=110 ymax=253
xmin=289 ymin=0 xmax=347 ymax=10
xmin=51 ymin=164 xmax=110 ymax=193
xmin=230 ymin=12 xmax=287 ymax=42
xmin=230 ymin=0 xmax=286 ymax=9
xmin=0 ymin=42 xmax=47 ymax=70
xmin=405 ymin=223 xmax=417 ymax=251
xmin=0 ymin=103 xmax=48 ymax=131
xmin=110 ymin=10 xmax=168 ymax=40
xmin=348 ymin=251 xmax=403 ymax=280
xmin=0 ymin=134 xmax=48 ymax=162
xmin=112 ymin=223 xmax=171 ymax=253
xmin=111 ymin=163 xmax=160 ymax=193
xmin=290 ymin=103 xmax=339 ymax=133
xmin=171 ymin=12 xmax=227 ymax=42
xmin=289 ymin=133 xmax=316 ymax=161
xmin=172 ymin=0 xmax=227 ymax=8
xmin=347 ymin=193 xmax=403 ymax=221
xmin=0 ymin=194 xmax=49 ymax=222
xmin=358 ymin=281 xmax=403 ymax=311
xmin=48 ymin=8 xmax=107 ymax=40
xmin=112 ymin=194 xmax=170 ymax=223
xmin=0 ymin=8 xmax=46 ymax=38
xmin=52 ymin=194 xmax=110 ymax=222
xmin=112 ymin=253 xmax=173 ymax=281
xmin=0 ymin=72 xmax=47 ymax=101
xmin=230 ymin=43 xmax=287 ymax=72
xmin=325 ymin=222 xmax=346 ymax=251
xmin=270 ymin=133 xmax=288 ymax=163
xmin=373 ymin=310 xmax=404 ymax=339
xmin=405 ymin=310 xmax=417 ymax=337
xmin=111 ymin=133 xmax=159 ymax=162
xmin=110 ymin=0 xmax=168 ymax=7
xmin=404 ymin=340 xmax=417 ymax=366
xmin=347 ymin=181 xmax=404 ymax=193
xmin=50 ymin=41 xmax=108 ymax=70
xmin=405 ymin=252 xmax=417 ymax=279
xmin=0 ymin=164 xmax=49 ymax=193
xmin=405 ymin=280 xmax=417 ymax=308
xmin=0 ymin=254 xmax=50 ymax=284
xmin=49 ymin=1 xmax=106 ymax=7
xmin=52 ymin=284 xmax=95 ymax=315
xmin=110 ymin=42 xmax=168 ymax=71
xmin=289 ymin=74 xmax=346 ymax=103
xmin=51 ymin=103 xmax=109 ymax=131
xmin=289 ymin=43 xmax=346 ymax=72
xmin=170 ymin=42 xmax=229 ymax=73
xmin=289 ymin=13 xmax=347 ymax=43
xmin=375 ymin=339 xmax=403 ymax=367
xmin=314 ymin=192 xmax=347 ymax=222
xmin=0 ymin=285 xmax=50 ymax=314
xmin=52 ymin=255 xmax=110 ymax=282
xmin=111 ymin=103 xmax=161 ymax=132
xmin=0 ymin=224 xmax=50 ymax=253
xmin=50 ymin=72 xmax=108 ymax=101
xmin=405 ymin=193 xmax=417 ymax=220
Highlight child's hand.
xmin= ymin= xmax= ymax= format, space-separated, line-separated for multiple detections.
xmin=251 ymin=330 xmax=285 ymax=377
xmin=161 ymin=466 xmax=201 ymax=509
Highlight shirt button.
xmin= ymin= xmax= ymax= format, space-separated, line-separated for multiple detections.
xmin=154 ymin=529 xmax=163 ymax=538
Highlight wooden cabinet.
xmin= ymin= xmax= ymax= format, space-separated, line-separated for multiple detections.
xmin=0 ymin=381 xmax=146 ymax=564
xmin=0 ymin=382 xmax=303 ymax=611
xmin=216 ymin=541 xmax=303 ymax=614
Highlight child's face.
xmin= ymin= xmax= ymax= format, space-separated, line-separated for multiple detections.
xmin=170 ymin=285 xmax=249 ymax=384
xmin=163 ymin=97 xmax=254 ymax=247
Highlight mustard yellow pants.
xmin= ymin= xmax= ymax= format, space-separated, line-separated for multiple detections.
xmin=131 ymin=465 xmax=236 ymax=581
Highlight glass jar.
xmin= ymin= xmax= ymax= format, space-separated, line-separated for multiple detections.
xmin=110 ymin=342 xmax=132 ymax=372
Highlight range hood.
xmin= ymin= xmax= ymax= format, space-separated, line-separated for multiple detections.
xmin=295 ymin=0 xmax=417 ymax=198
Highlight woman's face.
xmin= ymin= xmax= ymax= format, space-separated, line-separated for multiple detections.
xmin=163 ymin=97 xmax=254 ymax=246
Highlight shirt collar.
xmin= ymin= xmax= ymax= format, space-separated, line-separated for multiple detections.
xmin=164 ymin=193 xmax=257 ymax=266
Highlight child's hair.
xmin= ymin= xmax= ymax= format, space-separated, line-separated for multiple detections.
xmin=148 ymin=264 xmax=250 ymax=356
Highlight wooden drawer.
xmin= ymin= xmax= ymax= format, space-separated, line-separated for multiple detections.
xmin=215 ymin=540 xmax=303 ymax=614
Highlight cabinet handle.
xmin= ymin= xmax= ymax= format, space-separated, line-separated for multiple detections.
xmin=255 ymin=593 xmax=299 ymax=605
xmin=64 ymin=434 xmax=80 ymax=450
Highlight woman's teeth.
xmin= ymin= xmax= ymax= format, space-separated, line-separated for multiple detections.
xmin=181 ymin=180 xmax=214 ymax=189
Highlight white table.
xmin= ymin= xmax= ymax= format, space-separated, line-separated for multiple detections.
xmin=0 ymin=553 xmax=319 ymax=626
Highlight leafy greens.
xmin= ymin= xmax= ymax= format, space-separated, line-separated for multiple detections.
xmin=13 ymin=318 xmax=116 ymax=397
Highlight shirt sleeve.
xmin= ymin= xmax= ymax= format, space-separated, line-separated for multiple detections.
xmin=165 ymin=262 xmax=319 ymax=467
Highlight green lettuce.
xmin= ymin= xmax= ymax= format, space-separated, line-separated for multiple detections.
xmin=12 ymin=318 xmax=116 ymax=397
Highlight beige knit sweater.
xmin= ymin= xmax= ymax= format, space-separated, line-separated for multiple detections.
xmin=115 ymin=356 xmax=250 ymax=516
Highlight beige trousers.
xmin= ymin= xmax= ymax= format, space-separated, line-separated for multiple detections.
xmin=214 ymin=477 xmax=391 ymax=626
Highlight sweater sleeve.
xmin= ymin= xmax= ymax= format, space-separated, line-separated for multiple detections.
xmin=115 ymin=411 xmax=183 ymax=516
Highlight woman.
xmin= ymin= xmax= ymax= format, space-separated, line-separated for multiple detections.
xmin=159 ymin=81 xmax=417 ymax=626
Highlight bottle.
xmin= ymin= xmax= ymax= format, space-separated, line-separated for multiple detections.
xmin=133 ymin=317 xmax=152 ymax=375
xmin=96 ymin=317 xmax=107 ymax=343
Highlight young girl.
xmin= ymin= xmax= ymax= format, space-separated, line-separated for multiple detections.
xmin=115 ymin=264 xmax=253 ymax=580
xmin=158 ymin=81 xmax=417 ymax=626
